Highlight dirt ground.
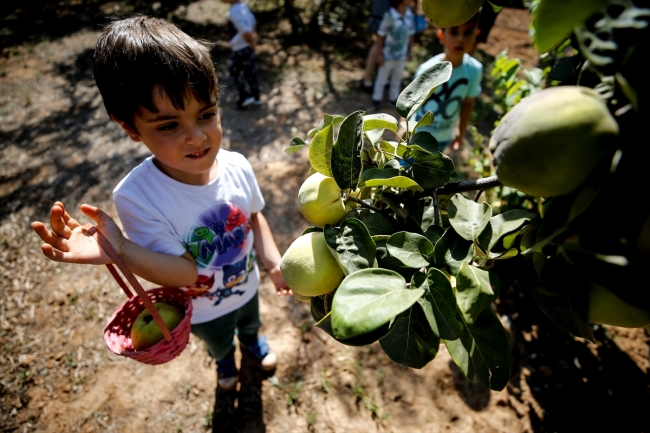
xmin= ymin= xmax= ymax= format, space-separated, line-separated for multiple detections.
xmin=1 ymin=3 xmax=649 ymax=433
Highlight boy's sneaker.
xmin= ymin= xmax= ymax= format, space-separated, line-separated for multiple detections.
xmin=241 ymin=96 xmax=256 ymax=108
xmin=251 ymin=98 xmax=263 ymax=106
xmin=389 ymin=99 xmax=397 ymax=106
xmin=216 ymin=350 xmax=238 ymax=391
xmin=240 ymin=336 xmax=276 ymax=371
xmin=372 ymin=99 xmax=381 ymax=110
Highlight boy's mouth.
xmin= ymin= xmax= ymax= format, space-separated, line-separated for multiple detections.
xmin=186 ymin=148 xmax=210 ymax=158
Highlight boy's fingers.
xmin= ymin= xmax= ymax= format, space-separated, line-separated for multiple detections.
xmin=31 ymin=221 xmax=70 ymax=253
xmin=80 ymin=204 xmax=108 ymax=226
xmin=49 ymin=205 xmax=73 ymax=239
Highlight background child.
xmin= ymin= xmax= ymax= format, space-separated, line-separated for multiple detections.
xmin=361 ymin=0 xmax=391 ymax=93
xmin=222 ymin=0 xmax=262 ymax=109
xmin=31 ymin=16 xmax=290 ymax=392
xmin=372 ymin=0 xmax=415 ymax=109
xmin=411 ymin=11 xmax=482 ymax=151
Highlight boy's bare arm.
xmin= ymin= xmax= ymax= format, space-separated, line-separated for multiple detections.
xmin=250 ymin=212 xmax=291 ymax=295
xmin=31 ymin=202 xmax=198 ymax=288
xmin=242 ymin=31 xmax=256 ymax=51
xmin=453 ymin=97 xmax=476 ymax=150
xmin=376 ymin=35 xmax=386 ymax=66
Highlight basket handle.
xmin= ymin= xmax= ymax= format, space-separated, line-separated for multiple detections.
xmin=83 ymin=223 xmax=173 ymax=343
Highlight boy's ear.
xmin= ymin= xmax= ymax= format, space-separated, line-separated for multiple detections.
xmin=436 ymin=29 xmax=444 ymax=41
xmin=111 ymin=115 xmax=142 ymax=142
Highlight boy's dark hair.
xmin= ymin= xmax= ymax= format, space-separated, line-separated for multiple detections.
xmin=94 ymin=16 xmax=217 ymax=130
xmin=389 ymin=0 xmax=402 ymax=9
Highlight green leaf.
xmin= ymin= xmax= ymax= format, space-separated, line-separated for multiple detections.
xmin=414 ymin=111 xmax=434 ymax=130
xmin=412 ymin=268 xmax=463 ymax=340
xmin=455 ymin=262 xmax=501 ymax=325
xmin=345 ymin=209 xmax=397 ymax=236
xmin=332 ymin=111 xmax=364 ymax=191
xmin=409 ymin=150 xmax=455 ymax=190
xmin=397 ymin=61 xmax=453 ymax=119
xmin=361 ymin=168 xmax=423 ymax=191
xmin=331 ymin=269 xmax=423 ymax=340
xmin=309 ymin=123 xmax=334 ymax=176
xmin=531 ymin=257 xmax=594 ymax=341
xmin=284 ymin=136 xmax=307 ymax=154
xmin=477 ymin=209 xmax=537 ymax=252
xmin=448 ymin=194 xmax=492 ymax=242
xmin=379 ymin=303 xmax=439 ymax=368
xmin=363 ymin=113 xmax=398 ymax=132
xmin=311 ymin=295 xmax=327 ymax=322
xmin=433 ymin=227 xmax=473 ymax=275
xmin=365 ymin=129 xmax=385 ymax=144
xmin=444 ymin=307 xmax=512 ymax=391
xmin=324 ymin=219 xmax=376 ymax=276
xmin=314 ymin=313 xmax=390 ymax=346
xmin=301 ymin=226 xmax=323 ymax=236
xmin=387 ymin=232 xmax=434 ymax=268
xmin=533 ymin=0 xmax=608 ymax=53
xmin=423 ymin=224 xmax=444 ymax=246
xmin=407 ymin=131 xmax=439 ymax=154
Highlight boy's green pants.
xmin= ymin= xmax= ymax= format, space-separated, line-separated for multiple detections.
xmin=190 ymin=291 xmax=262 ymax=361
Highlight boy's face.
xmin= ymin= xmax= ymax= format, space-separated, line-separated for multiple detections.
xmin=117 ymin=87 xmax=222 ymax=185
xmin=439 ymin=22 xmax=478 ymax=64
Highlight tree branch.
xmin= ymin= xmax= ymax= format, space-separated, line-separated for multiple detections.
xmin=345 ymin=195 xmax=383 ymax=213
xmin=436 ymin=175 xmax=502 ymax=195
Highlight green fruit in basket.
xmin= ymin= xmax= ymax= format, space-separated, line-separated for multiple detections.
xmin=489 ymin=86 xmax=618 ymax=197
xmin=280 ymin=232 xmax=344 ymax=297
xmin=131 ymin=302 xmax=184 ymax=351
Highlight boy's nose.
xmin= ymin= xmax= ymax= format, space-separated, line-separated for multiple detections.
xmin=186 ymin=125 xmax=207 ymax=145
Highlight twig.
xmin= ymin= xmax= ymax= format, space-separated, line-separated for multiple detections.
xmin=432 ymin=190 xmax=440 ymax=227
xmin=436 ymin=175 xmax=502 ymax=195
xmin=475 ymin=190 xmax=483 ymax=202
xmin=346 ymin=195 xmax=383 ymax=213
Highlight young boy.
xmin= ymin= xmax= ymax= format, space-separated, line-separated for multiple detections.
xmin=372 ymin=0 xmax=415 ymax=109
xmin=30 ymin=16 xmax=290 ymax=392
xmin=222 ymin=0 xmax=262 ymax=109
xmin=411 ymin=11 xmax=482 ymax=151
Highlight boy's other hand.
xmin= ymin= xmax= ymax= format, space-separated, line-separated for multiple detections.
xmin=31 ymin=202 xmax=125 ymax=265
xmin=268 ymin=264 xmax=292 ymax=296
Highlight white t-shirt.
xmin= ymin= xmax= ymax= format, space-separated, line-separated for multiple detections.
xmin=378 ymin=7 xmax=415 ymax=61
xmin=113 ymin=150 xmax=265 ymax=324
xmin=227 ymin=2 xmax=257 ymax=52
xmin=414 ymin=53 xmax=483 ymax=144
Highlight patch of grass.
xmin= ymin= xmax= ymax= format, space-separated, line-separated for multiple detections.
xmin=306 ymin=410 xmax=317 ymax=426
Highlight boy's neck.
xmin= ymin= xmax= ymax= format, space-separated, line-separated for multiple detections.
xmin=441 ymin=52 xmax=464 ymax=68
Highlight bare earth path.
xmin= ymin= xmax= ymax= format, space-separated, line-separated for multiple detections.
xmin=1 ymin=4 xmax=648 ymax=433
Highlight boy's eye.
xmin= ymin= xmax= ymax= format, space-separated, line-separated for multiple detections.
xmin=157 ymin=122 xmax=178 ymax=132
xmin=200 ymin=111 xmax=216 ymax=121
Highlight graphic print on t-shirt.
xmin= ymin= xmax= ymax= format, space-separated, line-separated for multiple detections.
xmin=424 ymin=78 xmax=469 ymax=134
xmin=183 ymin=203 xmax=254 ymax=305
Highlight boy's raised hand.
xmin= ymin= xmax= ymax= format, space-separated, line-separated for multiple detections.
xmin=31 ymin=202 xmax=126 ymax=265
xmin=269 ymin=264 xmax=292 ymax=296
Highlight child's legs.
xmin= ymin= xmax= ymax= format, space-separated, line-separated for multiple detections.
xmin=191 ymin=312 xmax=238 ymax=361
xmin=372 ymin=64 xmax=391 ymax=102
xmin=227 ymin=49 xmax=251 ymax=104
xmin=239 ymin=47 xmax=260 ymax=101
xmin=388 ymin=59 xmax=406 ymax=102
xmin=234 ymin=291 xmax=262 ymax=345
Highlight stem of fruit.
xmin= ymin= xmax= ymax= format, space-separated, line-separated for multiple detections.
xmin=345 ymin=195 xmax=383 ymax=213
xmin=436 ymin=175 xmax=502 ymax=195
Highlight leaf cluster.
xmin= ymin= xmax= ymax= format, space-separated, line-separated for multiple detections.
xmin=284 ymin=61 xmax=538 ymax=391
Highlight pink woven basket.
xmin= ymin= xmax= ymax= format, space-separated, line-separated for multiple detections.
xmin=83 ymin=223 xmax=193 ymax=365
